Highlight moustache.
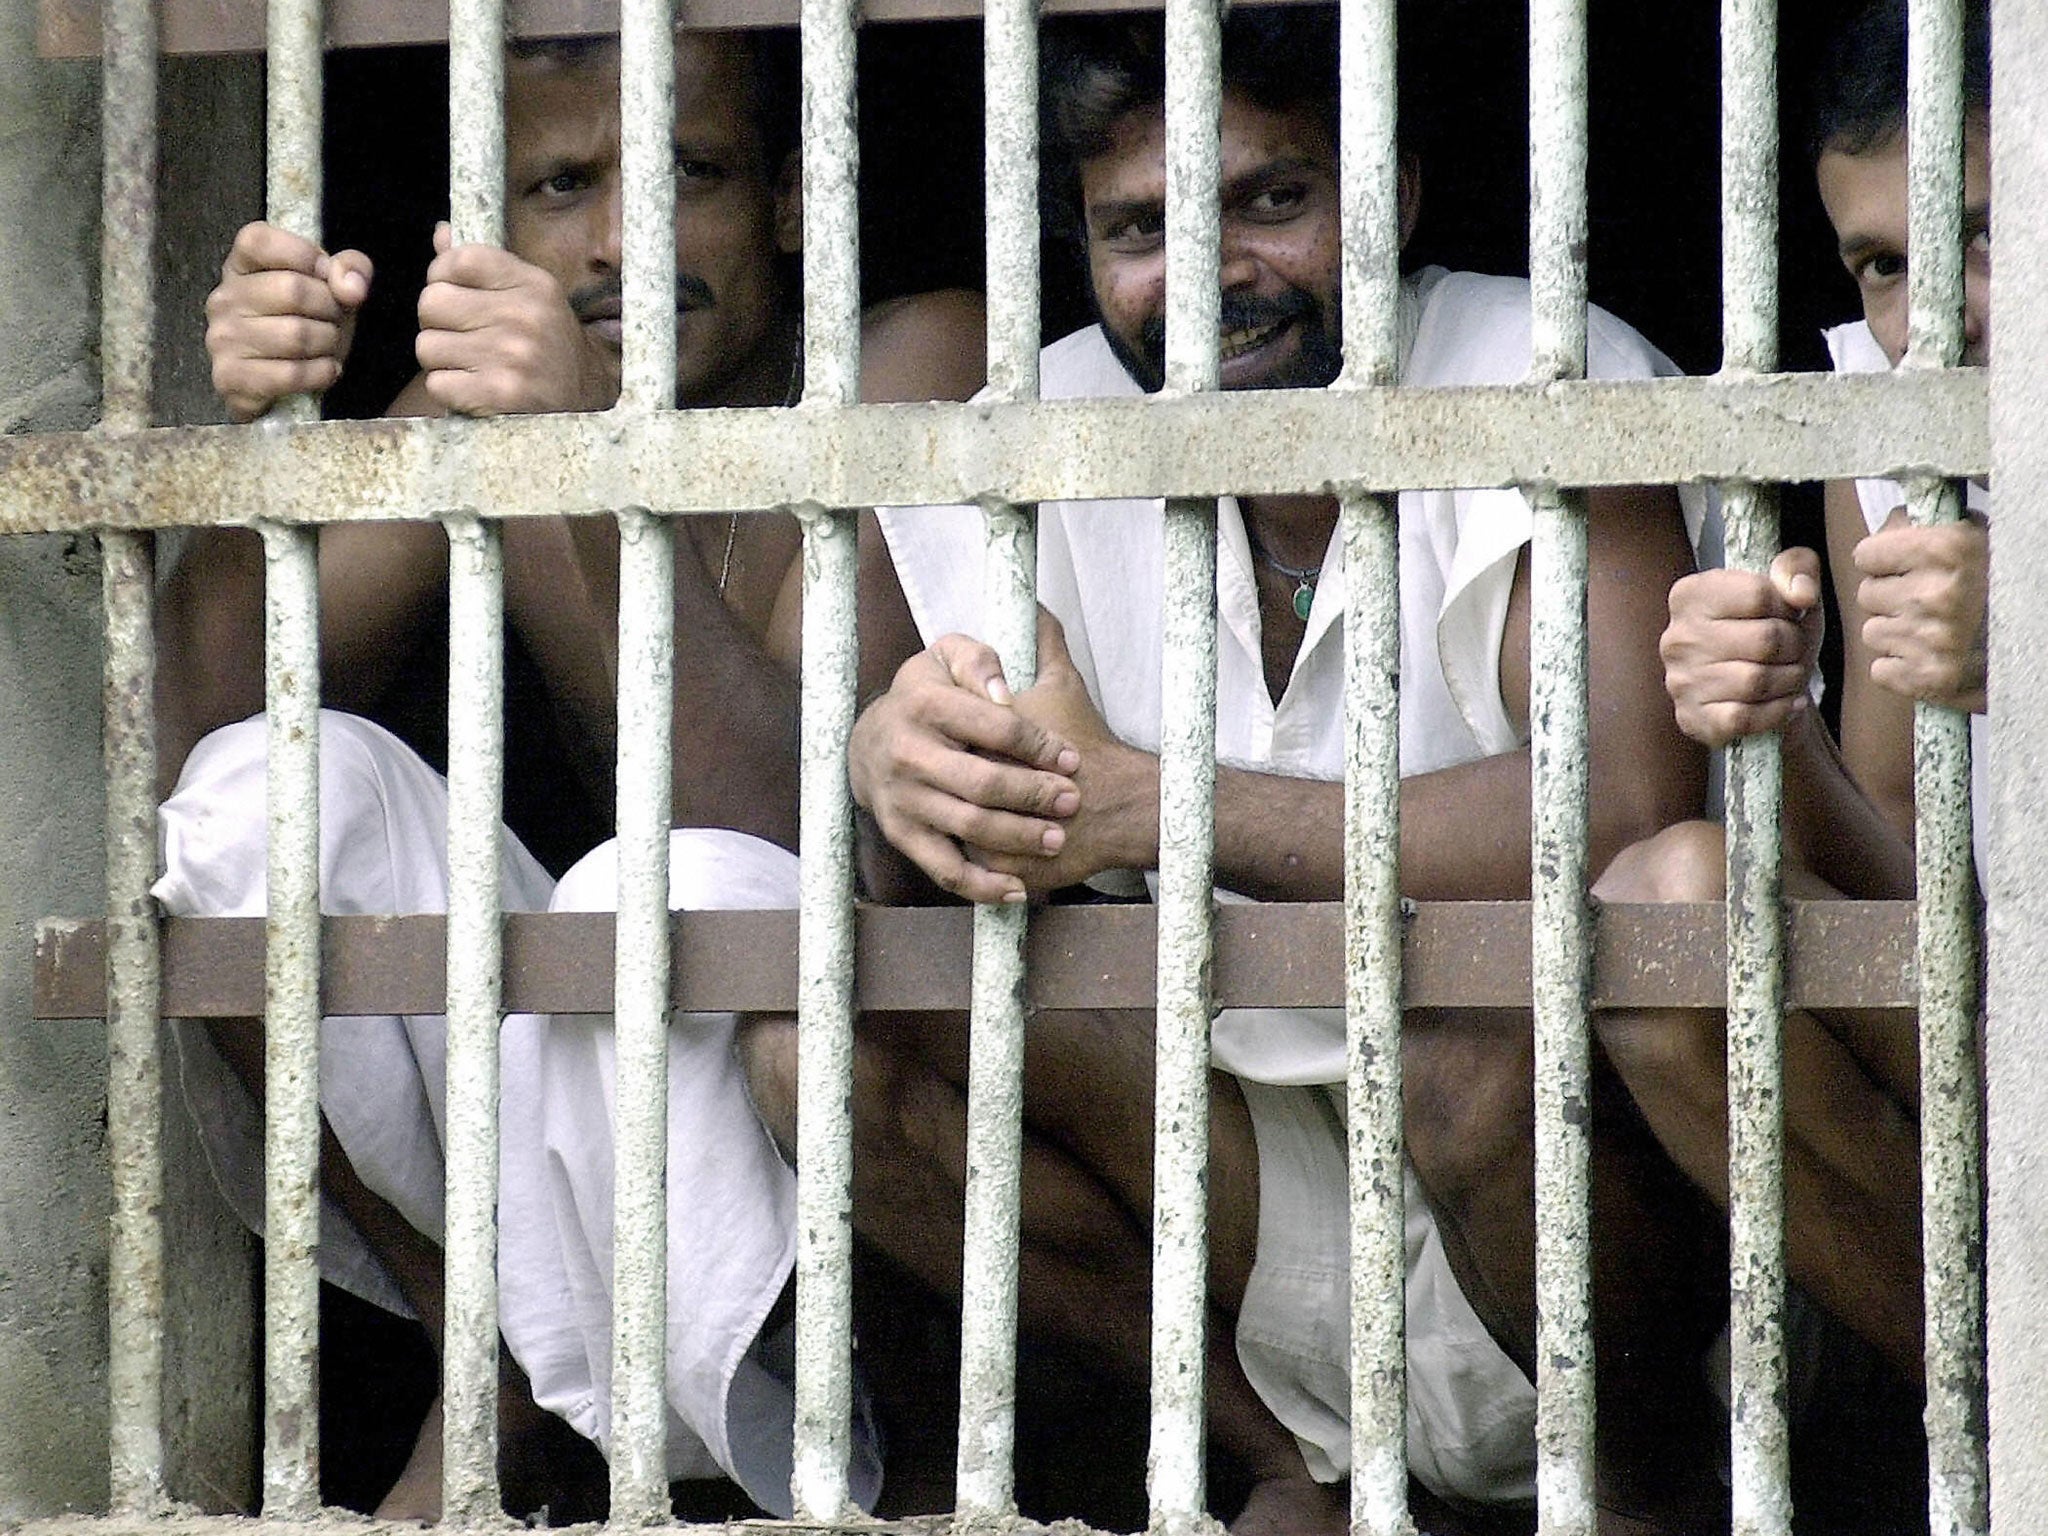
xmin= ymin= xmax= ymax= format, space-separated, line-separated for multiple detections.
xmin=1137 ymin=289 xmax=1316 ymax=359
xmin=568 ymin=272 xmax=717 ymax=322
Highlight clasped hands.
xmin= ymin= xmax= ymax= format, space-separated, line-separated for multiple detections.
xmin=1662 ymin=507 xmax=1988 ymax=751
xmin=206 ymin=220 xmax=621 ymax=421
xmin=850 ymin=609 xmax=1159 ymax=905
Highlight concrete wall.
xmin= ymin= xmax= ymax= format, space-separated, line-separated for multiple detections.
xmin=0 ymin=4 xmax=262 ymax=1514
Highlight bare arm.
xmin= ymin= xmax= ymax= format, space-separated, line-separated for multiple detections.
xmin=1659 ymin=530 xmax=1914 ymax=899
xmin=1034 ymin=485 xmax=1702 ymax=900
xmin=1826 ymin=479 xmax=1919 ymax=847
xmin=603 ymin=289 xmax=993 ymax=850
xmin=854 ymin=483 xmax=1706 ymax=904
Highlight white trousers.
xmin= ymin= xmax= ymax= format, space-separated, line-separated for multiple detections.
xmin=154 ymin=713 xmax=879 ymax=1515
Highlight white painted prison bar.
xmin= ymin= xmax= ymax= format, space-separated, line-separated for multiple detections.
xmin=64 ymin=0 xmax=2022 ymax=1531
xmin=1717 ymin=1 xmax=1791 ymax=1531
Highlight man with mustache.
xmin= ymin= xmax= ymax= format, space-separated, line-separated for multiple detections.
xmin=158 ymin=27 xmax=983 ymax=1520
xmin=742 ymin=10 xmax=1733 ymax=1533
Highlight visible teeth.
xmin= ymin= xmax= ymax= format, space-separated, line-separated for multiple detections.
xmin=1220 ymin=321 xmax=1281 ymax=359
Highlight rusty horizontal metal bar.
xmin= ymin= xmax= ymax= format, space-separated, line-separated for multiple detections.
xmin=0 ymin=371 xmax=1986 ymax=537
xmin=37 ymin=0 xmax=1319 ymax=57
xmin=33 ymin=900 xmax=1921 ymax=1020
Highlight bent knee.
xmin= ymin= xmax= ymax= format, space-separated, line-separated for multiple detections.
xmin=1594 ymin=820 xmax=1727 ymax=904
xmin=1594 ymin=1006 xmax=1729 ymax=1096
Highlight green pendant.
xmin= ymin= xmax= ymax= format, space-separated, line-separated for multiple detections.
xmin=1292 ymin=580 xmax=1315 ymax=622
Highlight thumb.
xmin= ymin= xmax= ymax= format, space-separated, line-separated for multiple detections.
xmin=1879 ymin=504 xmax=1911 ymax=533
xmin=432 ymin=220 xmax=454 ymax=258
xmin=323 ymin=248 xmax=374 ymax=309
xmin=1034 ymin=606 xmax=1074 ymax=673
xmin=930 ymin=633 xmax=1014 ymax=706
xmin=1767 ymin=546 xmax=1822 ymax=612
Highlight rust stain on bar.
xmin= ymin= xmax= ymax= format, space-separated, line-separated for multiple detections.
xmin=33 ymin=901 xmax=1921 ymax=1019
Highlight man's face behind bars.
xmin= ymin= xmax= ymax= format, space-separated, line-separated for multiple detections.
xmin=1077 ymin=89 xmax=1348 ymax=395
xmin=1815 ymin=110 xmax=1990 ymax=370
xmin=503 ymin=33 xmax=802 ymax=408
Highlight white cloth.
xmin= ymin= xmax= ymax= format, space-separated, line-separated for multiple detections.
xmin=153 ymin=711 xmax=558 ymax=1315
xmin=154 ymin=712 xmax=879 ymax=1516
xmin=1824 ymin=319 xmax=1991 ymax=892
xmin=516 ymin=832 xmax=882 ymax=1515
xmin=879 ymin=267 xmax=1711 ymax=1508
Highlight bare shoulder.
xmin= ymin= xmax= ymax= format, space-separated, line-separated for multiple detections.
xmin=858 ymin=288 xmax=989 ymax=404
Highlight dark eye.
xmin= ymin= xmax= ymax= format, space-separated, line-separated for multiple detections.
xmin=527 ymin=167 xmax=589 ymax=201
xmin=676 ymin=154 xmax=727 ymax=186
xmin=1245 ymin=183 xmax=1308 ymax=219
xmin=1858 ymin=251 xmax=1906 ymax=283
xmin=1099 ymin=209 xmax=1165 ymax=250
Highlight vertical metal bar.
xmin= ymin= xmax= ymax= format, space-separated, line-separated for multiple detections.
xmin=1983 ymin=3 xmax=2048 ymax=1525
xmin=790 ymin=497 xmax=858 ymax=1523
xmin=621 ymin=0 xmax=679 ymax=415
xmin=260 ymin=518 xmax=323 ymax=1517
xmin=610 ymin=507 xmax=678 ymax=1523
xmin=955 ymin=2 xmax=1042 ymax=1516
xmin=791 ymin=0 xmax=862 ymax=1517
xmin=800 ymin=0 xmax=862 ymax=409
xmin=608 ymin=1 xmax=682 ymax=1522
xmin=1527 ymin=0 xmax=1588 ymax=386
xmin=1905 ymin=7 xmax=1987 ymax=1533
xmin=1151 ymin=4 xmax=1221 ymax=1533
xmin=438 ymin=0 xmax=508 ymax=1520
xmin=1526 ymin=1 xmax=1593 ymax=1532
xmin=99 ymin=0 xmax=165 ymax=1513
xmin=1334 ymin=2 xmax=1407 ymax=1533
xmin=1717 ymin=3 xmax=1791 ymax=1533
xmin=261 ymin=0 xmax=326 ymax=1513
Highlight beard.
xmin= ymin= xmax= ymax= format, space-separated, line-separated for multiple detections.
xmin=1100 ymin=287 xmax=1344 ymax=394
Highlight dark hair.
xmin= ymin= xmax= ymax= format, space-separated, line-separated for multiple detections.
xmin=1808 ymin=0 xmax=1989 ymax=162
xmin=507 ymin=29 xmax=800 ymax=177
xmin=1041 ymin=5 xmax=1354 ymax=244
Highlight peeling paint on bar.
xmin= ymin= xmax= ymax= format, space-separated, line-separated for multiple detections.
xmin=801 ymin=0 xmax=861 ymax=408
xmin=257 ymin=0 xmax=327 ymax=1512
xmin=956 ymin=492 xmax=1039 ymax=1520
xmin=1147 ymin=3 xmax=1221 ymax=1531
xmin=101 ymin=530 xmax=165 ymax=1515
xmin=608 ymin=0 xmax=684 ymax=1518
xmin=0 ymin=374 xmax=1987 ymax=537
xmin=955 ymin=4 xmax=1041 ymax=1510
xmin=438 ymin=1 xmax=509 ymax=1518
xmin=99 ymin=0 xmax=166 ymax=1513
xmin=1528 ymin=0 xmax=1594 ymax=1527
xmin=621 ymin=0 xmax=677 ymax=413
xmin=1911 ymin=470 xmax=1985 ymax=1536
xmin=791 ymin=499 xmax=859 ymax=1522
xmin=1341 ymin=492 xmax=1407 ymax=1536
xmin=1334 ymin=2 xmax=1409 ymax=1530
xmin=0 ymin=373 xmax=1985 ymax=538
xmin=439 ymin=511 xmax=507 ymax=1522
xmin=1717 ymin=3 xmax=1792 ymax=1531
xmin=1528 ymin=0 xmax=1587 ymax=386
xmin=610 ymin=505 xmax=678 ymax=1524
xmin=259 ymin=518 xmax=323 ymax=1517
xmin=1719 ymin=480 xmax=1791 ymax=1536
xmin=982 ymin=0 xmax=1040 ymax=400
xmin=1905 ymin=4 xmax=1989 ymax=1530
xmin=1527 ymin=485 xmax=1594 ymax=1536
xmin=790 ymin=0 xmax=862 ymax=1517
